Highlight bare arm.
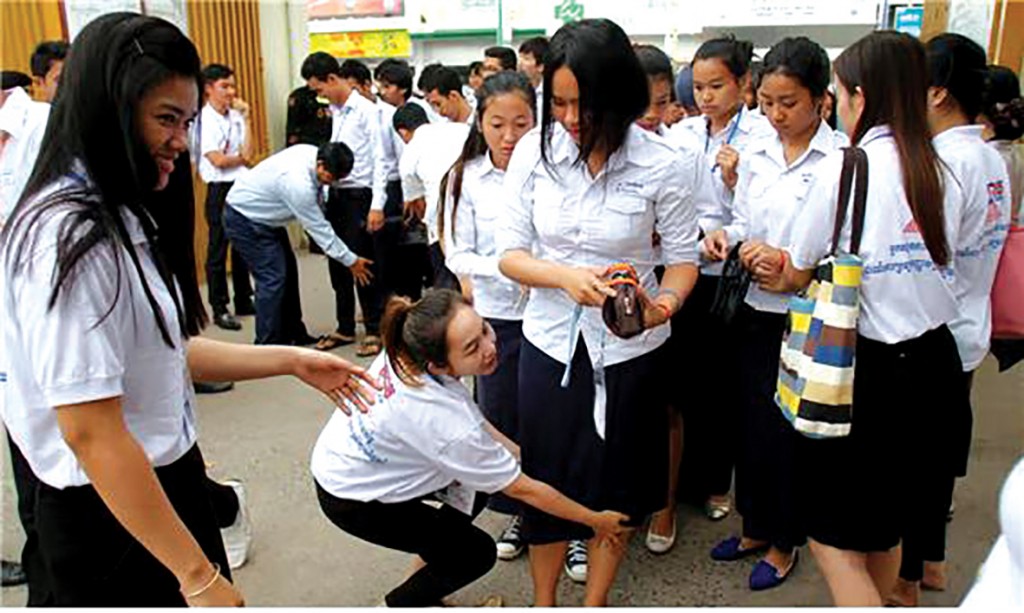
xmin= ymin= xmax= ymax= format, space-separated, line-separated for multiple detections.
xmin=56 ymin=399 xmax=243 ymax=606
xmin=483 ymin=421 xmax=520 ymax=461
xmin=503 ymin=474 xmax=628 ymax=544
xmin=203 ymin=151 xmax=246 ymax=170
xmin=499 ymin=249 xmax=614 ymax=307
xmin=187 ymin=337 xmax=380 ymax=413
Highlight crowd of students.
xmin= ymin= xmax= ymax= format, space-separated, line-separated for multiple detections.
xmin=0 ymin=8 xmax=1022 ymax=608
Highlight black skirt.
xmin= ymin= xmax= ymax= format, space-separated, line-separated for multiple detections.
xmin=477 ymin=318 xmax=523 ymax=515
xmin=517 ymin=337 xmax=668 ymax=544
xmin=797 ymin=325 xmax=964 ymax=553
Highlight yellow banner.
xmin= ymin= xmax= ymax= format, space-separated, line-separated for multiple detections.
xmin=309 ymin=29 xmax=411 ymax=58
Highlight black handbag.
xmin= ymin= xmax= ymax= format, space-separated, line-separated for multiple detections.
xmin=709 ymin=242 xmax=751 ymax=325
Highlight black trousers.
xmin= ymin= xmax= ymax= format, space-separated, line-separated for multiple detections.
xmin=316 ymin=483 xmax=494 ymax=607
xmin=9 ymin=436 xmax=50 ymax=606
xmin=675 ymin=274 xmax=737 ymax=502
xmin=223 ymin=205 xmax=309 ymax=345
xmin=19 ymin=444 xmax=231 ymax=606
xmin=732 ymin=306 xmax=804 ymax=553
xmin=204 ymin=181 xmax=253 ymax=314
xmin=325 ymin=187 xmax=383 ymax=337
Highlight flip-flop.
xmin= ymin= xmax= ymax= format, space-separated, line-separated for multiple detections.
xmin=356 ymin=335 xmax=382 ymax=357
xmin=315 ymin=332 xmax=355 ymax=351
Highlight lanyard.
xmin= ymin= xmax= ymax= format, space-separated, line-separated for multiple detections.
xmin=560 ymin=303 xmax=610 ymax=440
xmin=705 ymin=105 xmax=744 ymax=172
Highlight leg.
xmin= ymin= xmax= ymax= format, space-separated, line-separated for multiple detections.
xmin=229 ymin=243 xmax=253 ymax=312
xmin=528 ymin=542 xmax=567 ymax=607
xmin=649 ymin=408 xmax=682 ymax=541
xmin=277 ymin=229 xmax=310 ymax=343
xmin=809 ymin=539 xmax=883 ymax=606
xmin=583 ymin=532 xmax=633 ymax=606
xmin=325 ymin=187 xmax=357 ymax=337
xmin=867 ymin=546 xmax=902 ymax=602
xmin=223 ymin=207 xmax=290 ymax=345
xmin=203 ymin=477 xmax=240 ymax=529
xmin=205 ymin=183 xmax=231 ymax=316
xmin=8 ymin=436 xmax=52 ymax=605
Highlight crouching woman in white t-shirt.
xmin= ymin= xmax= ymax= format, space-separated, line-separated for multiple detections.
xmin=310 ymin=289 xmax=629 ymax=607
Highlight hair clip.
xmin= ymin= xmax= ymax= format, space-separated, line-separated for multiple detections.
xmin=133 ymin=38 xmax=145 ymax=56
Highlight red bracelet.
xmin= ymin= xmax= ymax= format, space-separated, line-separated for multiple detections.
xmin=778 ymin=249 xmax=788 ymax=272
xmin=654 ymin=302 xmax=672 ymax=322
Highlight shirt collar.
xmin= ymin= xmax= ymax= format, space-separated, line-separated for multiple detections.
xmin=547 ymin=122 xmax=660 ymax=170
xmin=752 ymin=119 xmax=839 ymax=169
xmin=932 ymin=124 xmax=985 ymax=148
xmin=859 ymin=124 xmax=892 ymax=146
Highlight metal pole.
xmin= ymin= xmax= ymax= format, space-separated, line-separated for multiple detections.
xmin=498 ymin=0 xmax=504 ymax=45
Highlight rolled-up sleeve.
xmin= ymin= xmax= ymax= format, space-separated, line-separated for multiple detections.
xmin=655 ymin=156 xmax=701 ymax=266
xmin=496 ymin=137 xmax=539 ymax=255
xmin=399 ymin=137 xmax=425 ymax=202
xmin=278 ymin=174 xmax=357 ymax=266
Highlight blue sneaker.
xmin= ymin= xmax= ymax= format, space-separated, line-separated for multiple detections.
xmin=710 ymin=536 xmax=769 ymax=561
xmin=749 ymin=550 xmax=798 ymax=591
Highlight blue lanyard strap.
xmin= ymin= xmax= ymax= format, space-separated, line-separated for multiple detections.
xmin=560 ymin=303 xmax=584 ymax=388
xmin=707 ymin=105 xmax=744 ymax=172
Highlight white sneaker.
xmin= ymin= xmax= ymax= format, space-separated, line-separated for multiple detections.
xmin=564 ymin=540 xmax=588 ymax=584
xmin=220 ymin=479 xmax=252 ymax=570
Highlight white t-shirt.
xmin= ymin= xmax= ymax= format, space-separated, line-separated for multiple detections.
xmin=787 ymin=125 xmax=963 ymax=344
xmin=197 ymin=103 xmax=249 ymax=184
xmin=727 ymin=121 xmax=847 ymax=313
xmin=1 ymin=183 xmax=197 ymax=488
xmin=935 ymin=125 xmax=1012 ymax=371
xmin=310 ymin=353 xmax=521 ymax=504
xmin=398 ymin=122 xmax=470 ymax=244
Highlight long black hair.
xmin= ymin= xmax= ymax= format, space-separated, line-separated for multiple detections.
xmin=541 ymin=18 xmax=648 ymax=169
xmin=926 ymin=33 xmax=988 ymax=120
xmin=438 ymin=71 xmax=536 ymax=244
xmin=3 ymin=12 xmax=206 ymax=345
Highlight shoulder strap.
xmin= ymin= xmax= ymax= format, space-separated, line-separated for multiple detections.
xmin=830 ymin=147 xmax=857 ymax=256
xmin=848 ymin=147 xmax=869 ymax=255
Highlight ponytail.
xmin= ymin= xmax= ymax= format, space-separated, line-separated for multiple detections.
xmin=379 ymin=290 xmax=470 ymax=386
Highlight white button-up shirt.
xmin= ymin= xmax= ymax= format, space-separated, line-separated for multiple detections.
xmin=788 ymin=125 xmax=963 ymax=344
xmin=442 ymin=155 xmax=526 ymax=321
xmin=726 ymin=120 xmax=847 ymax=313
xmin=2 ymin=196 xmax=196 ymax=488
xmin=935 ymin=125 xmax=1012 ymax=371
xmin=498 ymin=123 xmax=700 ymax=369
xmin=672 ymin=106 xmax=773 ymax=275
xmin=371 ymin=100 xmax=404 ymax=212
xmin=330 ymin=91 xmax=379 ymax=189
xmin=0 ymin=88 xmax=49 ymax=224
xmin=398 ymin=122 xmax=470 ymax=243
xmin=197 ymin=103 xmax=249 ymax=184
xmin=226 ymin=144 xmax=357 ymax=266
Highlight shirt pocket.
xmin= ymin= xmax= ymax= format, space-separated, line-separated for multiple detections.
xmin=595 ymin=195 xmax=651 ymax=248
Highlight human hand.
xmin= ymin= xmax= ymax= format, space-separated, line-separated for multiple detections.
xmin=561 ymin=266 xmax=615 ymax=307
xmin=291 ymin=348 xmax=382 ymax=414
xmin=588 ymin=510 xmax=631 ymax=549
xmin=703 ymin=229 xmax=730 ymax=262
xmin=349 ymin=257 xmax=375 ymax=286
xmin=717 ymin=144 xmax=740 ymax=190
xmin=367 ymin=210 xmax=385 ymax=233
xmin=182 ymin=566 xmax=245 ymax=607
xmin=231 ymin=98 xmax=251 ymax=118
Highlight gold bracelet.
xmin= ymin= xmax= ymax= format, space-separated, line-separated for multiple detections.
xmin=182 ymin=563 xmax=221 ymax=599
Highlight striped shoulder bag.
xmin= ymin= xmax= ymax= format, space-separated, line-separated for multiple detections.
xmin=775 ymin=146 xmax=868 ymax=439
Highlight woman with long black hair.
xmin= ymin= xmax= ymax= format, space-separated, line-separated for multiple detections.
xmin=0 ymin=13 xmax=376 ymax=606
xmin=498 ymin=18 xmax=701 ymax=606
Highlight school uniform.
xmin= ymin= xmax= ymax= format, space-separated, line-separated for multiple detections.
xmin=786 ymin=125 xmax=966 ymax=553
xmin=225 ymin=144 xmax=358 ymax=345
xmin=198 ymin=103 xmax=253 ymax=317
xmin=0 ymin=87 xmax=49 ymax=224
xmin=897 ymin=125 xmax=1012 ymax=582
xmin=326 ymin=92 xmax=383 ymax=337
xmin=442 ymin=154 xmax=527 ymax=514
xmin=721 ymin=121 xmax=846 ymax=554
xmin=398 ymin=121 xmax=471 ymax=289
xmin=667 ymin=107 xmax=773 ymax=503
xmin=497 ymin=123 xmax=700 ymax=543
xmin=311 ymin=353 xmax=520 ymax=606
xmin=0 ymin=184 xmax=229 ymax=605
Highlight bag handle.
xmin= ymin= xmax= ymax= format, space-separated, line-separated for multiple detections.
xmin=830 ymin=147 xmax=869 ymax=256
xmin=848 ymin=147 xmax=869 ymax=255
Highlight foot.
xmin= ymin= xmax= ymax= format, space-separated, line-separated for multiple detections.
xmin=1 ymin=560 xmax=26 ymax=587
xmin=496 ymin=515 xmax=524 ymax=561
xmin=710 ymin=536 xmax=769 ymax=561
xmin=564 ymin=540 xmax=588 ymax=584
xmin=315 ymin=332 xmax=356 ymax=351
xmin=291 ymin=333 xmax=320 ymax=347
xmin=922 ymin=561 xmax=947 ymax=591
xmin=749 ymin=549 xmax=798 ymax=591
xmin=194 ymin=381 xmax=235 ymax=394
xmin=705 ymin=495 xmax=731 ymax=521
xmin=645 ymin=509 xmax=677 ymax=554
xmin=234 ymin=301 xmax=256 ymax=317
xmin=356 ymin=335 xmax=383 ymax=357
xmin=886 ymin=577 xmax=920 ymax=607
xmin=214 ymin=312 xmax=243 ymax=331
xmin=220 ymin=479 xmax=252 ymax=570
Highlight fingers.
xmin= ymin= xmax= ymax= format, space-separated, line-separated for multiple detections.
xmin=351 ymin=367 xmax=383 ymax=390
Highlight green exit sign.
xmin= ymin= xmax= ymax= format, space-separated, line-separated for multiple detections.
xmin=554 ymin=0 xmax=584 ymax=23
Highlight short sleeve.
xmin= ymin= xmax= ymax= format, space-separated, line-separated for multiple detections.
xmin=496 ymin=131 xmax=541 ymax=255
xmin=200 ymin=113 xmax=223 ymax=157
xmin=788 ymin=152 xmax=842 ymax=271
xmin=437 ymin=426 xmax=521 ymax=494
xmin=654 ymin=155 xmax=701 ymax=265
xmin=13 ymin=223 xmax=126 ymax=407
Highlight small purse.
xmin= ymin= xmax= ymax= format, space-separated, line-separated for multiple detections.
xmin=775 ymin=146 xmax=868 ymax=439
xmin=709 ymin=242 xmax=751 ymax=325
xmin=602 ymin=263 xmax=645 ymax=339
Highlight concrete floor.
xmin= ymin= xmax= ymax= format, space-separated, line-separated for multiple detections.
xmin=2 ymin=251 xmax=1022 ymax=606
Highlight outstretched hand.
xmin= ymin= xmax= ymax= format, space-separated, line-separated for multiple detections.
xmin=292 ymin=349 xmax=382 ymax=414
